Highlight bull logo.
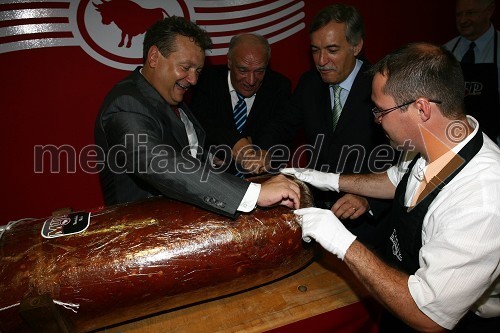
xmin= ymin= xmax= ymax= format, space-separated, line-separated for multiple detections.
xmin=61 ymin=0 xmax=304 ymax=70
xmin=93 ymin=0 xmax=170 ymax=48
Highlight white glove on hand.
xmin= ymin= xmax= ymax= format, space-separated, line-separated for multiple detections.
xmin=280 ymin=168 xmax=340 ymax=192
xmin=294 ymin=207 xmax=356 ymax=260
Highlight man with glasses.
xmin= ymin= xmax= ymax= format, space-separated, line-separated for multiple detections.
xmin=372 ymin=100 xmax=441 ymax=124
xmin=282 ymin=42 xmax=500 ymax=332
xmin=444 ymin=0 xmax=500 ymax=145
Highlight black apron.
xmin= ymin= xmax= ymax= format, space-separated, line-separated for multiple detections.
xmin=378 ymin=130 xmax=499 ymax=332
xmin=452 ymin=33 xmax=500 ymax=142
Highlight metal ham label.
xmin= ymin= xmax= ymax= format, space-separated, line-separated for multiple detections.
xmin=41 ymin=212 xmax=91 ymax=239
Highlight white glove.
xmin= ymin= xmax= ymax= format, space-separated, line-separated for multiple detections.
xmin=280 ymin=168 xmax=340 ymax=192
xmin=294 ymin=207 xmax=356 ymax=260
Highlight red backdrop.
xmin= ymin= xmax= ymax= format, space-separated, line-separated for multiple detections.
xmin=1 ymin=0 xmax=494 ymax=224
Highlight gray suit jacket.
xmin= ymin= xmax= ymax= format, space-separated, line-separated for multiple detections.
xmin=94 ymin=67 xmax=250 ymax=218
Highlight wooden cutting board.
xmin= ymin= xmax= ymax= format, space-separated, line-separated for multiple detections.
xmin=94 ymin=247 xmax=370 ymax=333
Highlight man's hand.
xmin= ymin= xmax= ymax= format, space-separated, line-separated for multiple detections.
xmin=294 ymin=207 xmax=356 ymax=260
xmin=232 ymin=138 xmax=270 ymax=175
xmin=280 ymin=168 xmax=340 ymax=192
xmin=240 ymin=149 xmax=270 ymax=174
xmin=211 ymin=155 xmax=226 ymax=167
xmin=332 ymin=194 xmax=370 ymax=219
xmin=258 ymin=174 xmax=301 ymax=209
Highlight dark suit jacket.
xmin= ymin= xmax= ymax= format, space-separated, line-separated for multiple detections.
xmin=189 ymin=65 xmax=292 ymax=175
xmin=294 ymin=62 xmax=391 ymax=174
xmin=297 ymin=62 xmax=396 ymax=246
xmin=94 ymin=67 xmax=250 ymax=218
xmin=265 ymin=61 xmax=395 ymax=245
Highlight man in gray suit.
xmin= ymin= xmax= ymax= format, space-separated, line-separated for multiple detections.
xmin=94 ymin=17 xmax=300 ymax=218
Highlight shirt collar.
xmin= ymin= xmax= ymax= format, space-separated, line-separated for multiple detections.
xmin=335 ymin=58 xmax=363 ymax=92
xmin=228 ymin=70 xmax=236 ymax=93
xmin=227 ymin=71 xmax=257 ymax=98
xmin=421 ymin=116 xmax=480 ymax=183
xmin=463 ymin=24 xmax=494 ymax=53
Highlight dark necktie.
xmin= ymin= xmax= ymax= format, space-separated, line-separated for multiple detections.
xmin=461 ymin=41 xmax=476 ymax=64
xmin=233 ymin=92 xmax=247 ymax=133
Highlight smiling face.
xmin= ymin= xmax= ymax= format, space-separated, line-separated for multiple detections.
xmin=310 ymin=21 xmax=362 ymax=85
xmin=456 ymin=0 xmax=494 ymax=40
xmin=228 ymin=39 xmax=268 ymax=98
xmin=143 ymin=35 xmax=205 ymax=105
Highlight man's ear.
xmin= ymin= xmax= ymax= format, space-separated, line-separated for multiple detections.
xmin=147 ymin=45 xmax=160 ymax=68
xmin=353 ymin=39 xmax=364 ymax=57
xmin=416 ymin=98 xmax=432 ymax=122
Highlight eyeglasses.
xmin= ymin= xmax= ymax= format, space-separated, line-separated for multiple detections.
xmin=372 ymin=100 xmax=442 ymax=119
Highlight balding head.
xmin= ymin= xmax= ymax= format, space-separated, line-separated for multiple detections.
xmin=456 ymin=0 xmax=495 ymax=40
xmin=227 ymin=33 xmax=271 ymax=64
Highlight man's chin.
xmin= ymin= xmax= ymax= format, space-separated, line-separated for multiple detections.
xmin=240 ymin=90 xmax=257 ymax=98
xmin=458 ymin=27 xmax=473 ymax=38
xmin=385 ymin=134 xmax=397 ymax=148
xmin=318 ymin=72 xmax=336 ymax=84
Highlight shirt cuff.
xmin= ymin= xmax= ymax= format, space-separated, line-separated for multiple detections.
xmin=237 ymin=182 xmax=261 ymax=212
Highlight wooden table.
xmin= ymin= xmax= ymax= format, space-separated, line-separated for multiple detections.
xmin=93 ymin=248 xmax=372 ymax=333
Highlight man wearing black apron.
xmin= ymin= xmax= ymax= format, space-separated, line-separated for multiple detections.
xmin=444 ymin=0 xmax=500 ymax=144
xmin=282 ymin=42 xmax=500 ymax=332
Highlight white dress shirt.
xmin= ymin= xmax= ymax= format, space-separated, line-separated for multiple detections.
xmin=328 ymin=58 xmax=363 ymax=109
xmin=387 ymin=116 xmax=500 ymax=329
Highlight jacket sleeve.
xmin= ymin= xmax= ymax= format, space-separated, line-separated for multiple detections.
xmin=100 ymin=94 xmax=250 ymax=218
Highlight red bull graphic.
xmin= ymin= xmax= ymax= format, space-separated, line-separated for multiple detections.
xmin=0 ymin=0 xmax=461 ymax=224
xmin=1 ymin=0 xmax=305 ymax=70
xmin=92 ymin=0 xmax=170 ymax=48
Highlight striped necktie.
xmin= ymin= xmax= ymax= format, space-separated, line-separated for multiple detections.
xmin=331 ymin=85 xmax=343 ymax=131
xmin=233 ymin=92 xmax=247 ymax=133
xmin=233 ymin=92 xmax=247 ymax=178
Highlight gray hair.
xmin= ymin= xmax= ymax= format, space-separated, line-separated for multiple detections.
xmin=309 ymin=4 xmax=364 ymax=46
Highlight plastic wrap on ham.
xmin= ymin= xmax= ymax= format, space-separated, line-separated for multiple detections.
xmin=0 ymin=178 xmax=313 ymax=332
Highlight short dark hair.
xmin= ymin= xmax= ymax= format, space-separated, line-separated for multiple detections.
xmin=371 ymin=42 xmax=466 ymax=118
xmin=142 ymin=16 xmax=212 ymax=62
xmin=309 ymin=4 xmax=364 ymax=46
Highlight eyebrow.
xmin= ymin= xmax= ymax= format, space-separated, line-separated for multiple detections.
xmin=311 ymin=43 xmax=340 ymax=49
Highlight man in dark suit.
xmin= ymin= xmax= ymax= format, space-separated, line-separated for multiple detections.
xmin=94 ymin=17 xmax=300 ymax=219
xmin=189 ymin=33 xmax=292 ymax=177
xmin=280 ymin=4 xmax=396 ymax=246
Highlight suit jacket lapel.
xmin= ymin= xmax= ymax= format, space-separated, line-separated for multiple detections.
xmin=181 ymin=103 xmax=206 ymax=146
xmin=168 ymin=105 xmax=191 ymax=148
xmin=133 ymin=68 xmax=194 ymax=150
xmin=323 ymin=84 xmax=335 ymax=133
xmin=333 ymin=63 xmax=372 ymax=135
